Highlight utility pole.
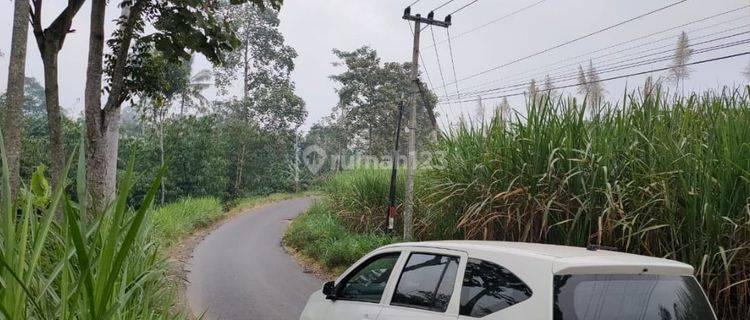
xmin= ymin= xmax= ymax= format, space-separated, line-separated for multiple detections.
xmin=402 ymin=7 xmax=451 ymax=241
xmin=294 ymin=133 xmax=300 ymax=192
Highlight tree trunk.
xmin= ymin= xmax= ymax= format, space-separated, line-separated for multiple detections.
xmin=84 ymin=0 xmax=142 ymax=213
xmin=85 ymin=108 xmax=121 ymax=213
xmin=158 ymin=110 xmax=165 ymax=204
xmin=41 ymin=48 xmax=66 ymax=188
xmin=233 ymin=140 xmax=246 ymax=197
xmin=84 ymin=0 xmax=117 ymax=213
xmin=3 ymin=0 xmax=29 ymax=197
xmin=29 ymin=0 xmax=87 ymax=189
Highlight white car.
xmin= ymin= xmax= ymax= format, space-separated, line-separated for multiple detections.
xmin=299 ymin=241 xmax=716 ymax=320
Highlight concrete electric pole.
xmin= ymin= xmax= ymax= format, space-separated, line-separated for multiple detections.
xmin=401 ymin=7 xmax=450 ymax=241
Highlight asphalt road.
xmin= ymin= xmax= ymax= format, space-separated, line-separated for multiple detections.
xmin=186 ymin=197 xmax=323 ymax=320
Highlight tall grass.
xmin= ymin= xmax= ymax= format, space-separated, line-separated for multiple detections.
xmin=324 ymin=168 xmax=404 ymax=232
xmin=150 ymin=197 xmax=224 ymax=247
xmin=427 ymin=88 xmax=750 ymax=319
xmin=284 ymin=201 xmax=395 ymax=270
xmin=0 ymin=131 xmax=179 ymax=319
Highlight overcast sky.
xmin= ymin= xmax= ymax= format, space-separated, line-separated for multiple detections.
xmin=1 ymin=0 xmax=749 ymax=131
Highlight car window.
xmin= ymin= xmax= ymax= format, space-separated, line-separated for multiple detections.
xmin=553 ymin=274 xmax=716 ymax=320
xmin=337 ymin=252 xmax=400 ymax=303
xmin=460 ymin=258 xmax=533 ymax=317
xmin=391 ymin=253 xmax=460 ymax=312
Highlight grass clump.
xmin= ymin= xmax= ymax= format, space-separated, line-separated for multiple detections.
xmin=284 ymin=201 xmax=396 ymax=270
xmin=151 ymin=197 xmax=224 ymax=246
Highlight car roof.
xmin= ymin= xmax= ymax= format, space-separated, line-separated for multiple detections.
xmin=383 ymin=240 xmax=694 ymax=276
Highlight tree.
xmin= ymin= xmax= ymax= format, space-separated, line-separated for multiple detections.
xmin=130 ymin=51 xmax=191 ymax=203
xmin=0 ymin=78 xmax=46 ymax=116
xmin=3 ymin=0 xmax=30 ymax=196
xmin=743 ymin=59 xmax=750 ymax=82
xmin=178 ymin=56 xmax=212 ymax=115
xmin=19 ymin=78 xmax=46 ymax=115
xmin=29 ymin=0 xmax=87 ymax=190
xmin=213 ymin=2 xmax=299 ymax=196
xmin=668 ymin=31 xmax=694 ymax=92
xmin=328 ymin=46 xmax=435 ymax=157
xmin=82 ymin=0 xmax=280 ymax=212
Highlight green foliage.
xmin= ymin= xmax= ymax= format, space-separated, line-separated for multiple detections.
xmin=214 ymin=2 xmax=296 ymax=95
xmin=118 ymin=113 xmax=302 ymax=204
xmin=150 ymin=197 xmax=224 ymax=247
xmin=120 ymin=115 xmax=229 ymax=204
xmin=284 ymin=201 xmax=396 ymax=270
xmin=323 ymin=46 xmax=436 ymax=156
xmin=24 ymin=165 xmax=51 ymax=209
xmin=0 ymin=77 xmax=46 ymax=116
xmin=108 ymin=0 xmax=283 ymax=105
xmin=0 ymin=131 xmax=178 ymax=319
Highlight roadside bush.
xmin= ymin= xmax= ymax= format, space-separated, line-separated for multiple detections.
xmin=150 ymin=196 xmax=224 ymax=246
xmin=284 ymin=201 xmax=396 ymax=270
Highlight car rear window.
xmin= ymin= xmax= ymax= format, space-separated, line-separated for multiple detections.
xmin=553 ymin=274 xmax=715 ymax=320
xmin=460 ymin=258 xmax=532 ymax=317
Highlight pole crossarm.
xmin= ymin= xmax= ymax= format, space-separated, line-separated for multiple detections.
xmin=403 ymin=7 xmax=452 ymax=28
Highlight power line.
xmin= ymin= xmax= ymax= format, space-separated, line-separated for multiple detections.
xmin=447 ymin=26 xmax=750 ymax=98
xmin=497 ymin=23 xmax=750 ymax=88
xmin=448 ymin=0 xmax=689 ymax=87
xmin=430 ymin=26 xmax=454 ymax=108
xmin=432 ymin=0 xmax=457 ymax=12
xmin=442 ymin=33 xmax=750 ymax=99
xmin=408 ymin=21 xmax=436 ymax=91
xmin=409 ymin=21 xmax=458 ymax=123
xmin=438 ymin=51 xmax=750 ymax=104
xmin=407 ymin=0 xmax=422 ymax=7
xmin=449 ymin=0 xmax=480 ymax=15
xmin=462 ymin=37 xmax=750 ymax=98
xmin=446 ymin=28 xmax=462 ymax=106
xmin=456 ymin=8 xmax=750 ymax=94
xmin=426 ymin=0 xmax=550 ymax=49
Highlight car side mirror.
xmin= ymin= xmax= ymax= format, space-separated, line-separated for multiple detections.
xmin=322 ymin=281 xmax=336 ymax=300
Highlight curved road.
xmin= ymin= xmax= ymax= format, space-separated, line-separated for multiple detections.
xmin=187 ymin=197 xmax=323 ymax=320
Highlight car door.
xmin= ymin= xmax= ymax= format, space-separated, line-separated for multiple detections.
xmin=325 ymin=251 xmax=404 ymax=320
xmin=377 ymin=247 xmax=467 ymax=320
